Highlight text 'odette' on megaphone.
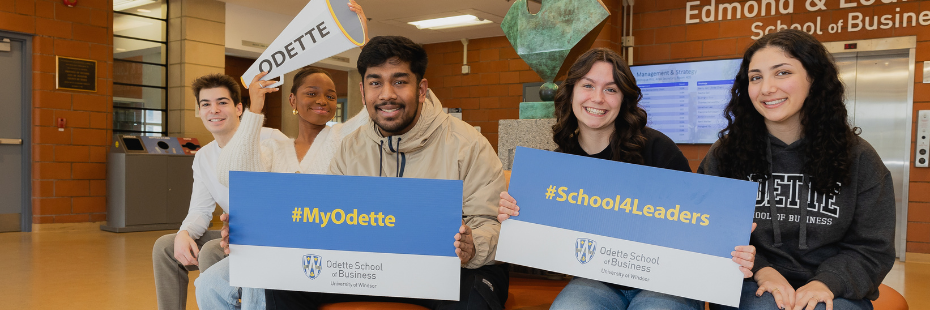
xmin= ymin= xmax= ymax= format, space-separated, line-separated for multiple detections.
xmin=241 ymin=0 xmax=367 ymax=89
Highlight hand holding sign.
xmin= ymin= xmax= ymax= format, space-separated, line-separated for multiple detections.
xmin=454 ymin=220 xmax=475 ymax=265
xmin=497 ymin=191 xmax=519 ymax=222
xmin=220 ymin=212 xmax=230 ymax=255
xmin=732 ymin=223 xmax=757 ymax=278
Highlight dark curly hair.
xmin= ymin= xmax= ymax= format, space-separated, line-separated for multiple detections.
xmin=714 ymin=29 xmax=858 ymax=194
xmin=552 ymin=48 xmax=648 ymax=164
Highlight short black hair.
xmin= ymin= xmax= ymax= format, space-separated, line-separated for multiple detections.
xmin=357 ymin=36 xmax=428 ymax=81
xmin=191 ymin=74 xmax=241 ymax=107
xmin=291 ymin=66 xmax=335 ymax=94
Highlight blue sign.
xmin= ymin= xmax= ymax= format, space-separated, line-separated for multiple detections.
xmin=229 ymin=171 xmax=463 ymax=257
xmin=508 ymin=147 xmax=756 ymax=258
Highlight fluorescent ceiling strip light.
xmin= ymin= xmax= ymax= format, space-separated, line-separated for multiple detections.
xmin=408 ymin=15 xmax=493 ymax=30
xmin=114 ymin=0 xmax=156 ymax=11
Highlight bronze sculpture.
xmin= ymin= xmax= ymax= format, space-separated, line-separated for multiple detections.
xmin=502 ymin=0 xmax=611 ymax=118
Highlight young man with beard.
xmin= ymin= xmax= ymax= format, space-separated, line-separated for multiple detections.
xmin=260 ymin=36 xmax=510 ymax=309
xmin=152 ymin=74 xmax=288 ymax=310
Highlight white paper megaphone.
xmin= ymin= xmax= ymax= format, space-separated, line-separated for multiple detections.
xmin=241 ymin=0 xmax=366 ymax=89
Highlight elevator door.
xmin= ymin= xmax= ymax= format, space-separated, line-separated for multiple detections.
xmin=835 ymin=50 xmax=911 ymax=259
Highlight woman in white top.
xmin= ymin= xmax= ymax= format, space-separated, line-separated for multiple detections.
xmin=216 ymin=67 xmax=370 ymax=182
xmin=194 ymin=66 xmax=369 ymax=309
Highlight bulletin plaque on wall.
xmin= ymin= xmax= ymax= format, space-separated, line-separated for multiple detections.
xmin=56 ymin=56 xmax=96 ymax=92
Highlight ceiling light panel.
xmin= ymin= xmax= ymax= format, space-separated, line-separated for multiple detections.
xmin=408 ymin=15 xmax=493 ymax=30
xmin=114 ymin=0 xmax=157 ymax=11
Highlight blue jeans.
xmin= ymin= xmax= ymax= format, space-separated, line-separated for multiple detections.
xmin=711 ymin=280 xmax=873 ymax=310
xmin=550 ymin=277 xmax=703 ymax=310
xmin=194 ymin=257 xmax=266 ymax=310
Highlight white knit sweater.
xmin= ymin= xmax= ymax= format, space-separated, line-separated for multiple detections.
xmin=216 ymin=108 xmax=370 ymax=186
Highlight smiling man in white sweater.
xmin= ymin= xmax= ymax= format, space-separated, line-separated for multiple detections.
xmin=152 ymin=74 xmax=288 ymax=310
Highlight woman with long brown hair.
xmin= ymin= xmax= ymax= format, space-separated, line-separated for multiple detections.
xmin=498 ymin=48 xmax=756 ymax=309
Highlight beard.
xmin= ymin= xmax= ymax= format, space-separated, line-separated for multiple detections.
xmin=372 ymin=101 xmax=419 ymax=134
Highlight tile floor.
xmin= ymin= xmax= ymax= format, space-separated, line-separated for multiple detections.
xmin=1 ymin=224 xmax=928 ymax=309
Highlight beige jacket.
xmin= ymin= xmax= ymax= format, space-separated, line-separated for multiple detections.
xmin=330 ymin=90 xmax=506 ymax=269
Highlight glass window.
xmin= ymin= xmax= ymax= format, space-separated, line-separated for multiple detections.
xmin=114 ymin=37 xmax=165 ymax=64
xmin=327 ymin=99 xmax=348 ymax=126
xmin=335 ymin=98 xmax=346 ymax=123
xmin=114 ymin=62 xmax=166 ymax=87
xmin=114 ymin=14 xmax=166 ymax=42
xmin=113 ymin=0 xmax=167 ymax=136
xmin=113 ymin=86 xmax=165 ymax=110
xmin=114 ymin=107 xmax=166 ymax=135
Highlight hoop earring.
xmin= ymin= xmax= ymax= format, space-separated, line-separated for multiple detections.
xmin=292 ymin=109 xmax=298 ymax=115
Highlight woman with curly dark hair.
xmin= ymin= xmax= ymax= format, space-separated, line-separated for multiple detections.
xmin=498 ymin=48 xmax=756 ymax=309
xmin=699 ymin=29 xmax=895 ymax=310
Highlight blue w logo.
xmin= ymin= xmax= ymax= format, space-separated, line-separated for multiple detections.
xmin=575 ymin=238 xmax=597 ymax=264
xmin=302 ymin=254 xmax=323 ymax=280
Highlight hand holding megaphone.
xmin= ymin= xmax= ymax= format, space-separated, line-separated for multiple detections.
xmin=241 ymin=0 xmax=369 ymax=91
xmin=248 ymin=72 xmax=279 ymax=114
xmin=348 ymin=0 xmax=369 ymax=44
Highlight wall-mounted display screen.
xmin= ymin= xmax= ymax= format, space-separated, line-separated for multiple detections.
xmin=630 ymin=59 xmax=741 ymax=144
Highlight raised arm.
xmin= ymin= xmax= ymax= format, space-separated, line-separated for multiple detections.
xmin=215 ymin=73 xmax=278 ymax=186
xmin=348 ymin=0 xmax=369 ymax=44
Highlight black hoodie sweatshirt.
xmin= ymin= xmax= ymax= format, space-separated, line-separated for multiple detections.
xmin=698 ymin=134 xmax=895 ymax=300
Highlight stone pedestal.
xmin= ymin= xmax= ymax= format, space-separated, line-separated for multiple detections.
xmin=498 ymin=119 xmax=557 ymax=170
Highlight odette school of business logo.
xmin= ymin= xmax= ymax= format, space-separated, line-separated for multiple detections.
xmin=303 ymin=254 xmax=323 ymax=280
xmin=575 ymin=238 xmax=597 ymax=264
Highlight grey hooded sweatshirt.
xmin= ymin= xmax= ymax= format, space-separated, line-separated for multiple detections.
xmin=698 ymin=134 xmax=895 ymax=300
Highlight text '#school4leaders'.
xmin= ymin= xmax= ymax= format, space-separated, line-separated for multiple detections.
xmin=545 ymin=185 xmax=710 ymax=226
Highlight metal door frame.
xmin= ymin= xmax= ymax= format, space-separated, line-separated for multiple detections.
xmin=1 ymin=31 xmax=33 ymax=232
xmin=825 ymin=36 xmax=915 ymax=261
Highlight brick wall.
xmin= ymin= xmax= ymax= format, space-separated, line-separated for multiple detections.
xmin=0 ymin=0 xmax=113 ymax=224
xmin=423 ymin=36 xmax=524 ymax=150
